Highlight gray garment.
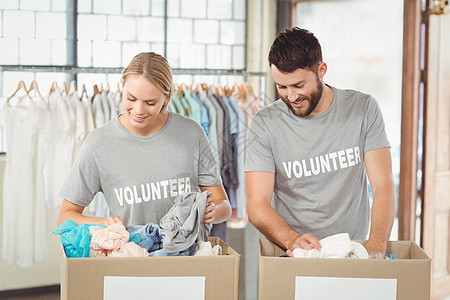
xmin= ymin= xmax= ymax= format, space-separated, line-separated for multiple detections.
xmin=207 ymin=90 xmax=224 ymax=167
xmin=229 ymin=96 xmax=247 ymax=218
xmin=197 ymin=91 xmax=219 ymax=168
xmin=59 ymin=112 xmax=222 ymax=227
xmin=245 ymin=86 xmax=390 ymax=240
xmin=160 ymin=191 xmax=212 ymax=253
xmin=210 ymin=222 xmax=228 ymax=243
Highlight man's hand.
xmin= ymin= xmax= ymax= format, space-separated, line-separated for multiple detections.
xmin=365 ymin=239 xmax=387 ymax=259
xmin=286 ymin=233 xmax=322 ymax=257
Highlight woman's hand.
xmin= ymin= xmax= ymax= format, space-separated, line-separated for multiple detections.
xmin=203 ymin=195 xmax=216 ymax=224
xmin=101 ymin=216 xmax=125 ymax=226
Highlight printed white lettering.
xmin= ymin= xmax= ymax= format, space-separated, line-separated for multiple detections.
xmin=124 ymin=187 xmax=133 ymax=205
xmin=320 ymin=155 xmax=331 ymax=173
xmin=133 ymin=186 xmax=142 ymax=203
xmin=160 ymin=180 xmax=169 ymax=198
xmin=282 ymin=161 xmax=292 ymax=179
xmin=185 ymin=177 xmax=191 ymax=193
xmin=169 ymin=179 xmax=178 ymax=197
xmin=293 ymin=161 xmax=302 ymax=178
xmin=329 ymin=152 xmax=338 ymax=170
xmin=114 ymin=188 xmax=124 ymax=206
xmin=354 ymin=146 xmax=361 ymax=164
xmin=142 ymin=184 xmax=151 ymax=202
xmin=346 ymin=148 xmax=355 ymax=166
xmin=178 ymin=178 xmax=185 ymax=195
xmin=310 ymin=157 xmax=320 ymax=175
xmin=301 ymin=159 xmax=312 ymax=177
xmin=113 ymin=177 xmax=194 ymax=206
xmin=151 ymin=182 xmax=161 ymax=200
xmin=338 ymin=150 xmax=348 ymax=168
xmin=280 ymin=146 xmax=362 ymax=180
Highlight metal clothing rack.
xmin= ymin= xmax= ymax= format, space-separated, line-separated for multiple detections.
xmin=0 ymin=65 xmax=267 ymax=99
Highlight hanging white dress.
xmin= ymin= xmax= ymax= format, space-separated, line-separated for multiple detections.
xmin=44 ymin=88 xmax=75 ymax=209
xmin=2 ymin=96 xmax=48 ymax=267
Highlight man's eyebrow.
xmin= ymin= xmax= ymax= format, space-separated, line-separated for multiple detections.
xmin=275 ymin=80 xmax=305 ymax=87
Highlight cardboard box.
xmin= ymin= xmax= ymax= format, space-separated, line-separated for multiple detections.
xmin=60 ymin=237 xmax=240 ymax=300
xmin=258 ymin=238 xmax=431 ymax=300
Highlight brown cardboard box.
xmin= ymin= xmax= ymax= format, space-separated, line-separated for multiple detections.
xmin=258 ymin=238 xmax=431 ymax=300
xmin=60 ymin=237 xmax=240 ymax=300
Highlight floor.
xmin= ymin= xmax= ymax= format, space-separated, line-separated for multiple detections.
xmin=3 ymin=294 xmax=59 ymax=300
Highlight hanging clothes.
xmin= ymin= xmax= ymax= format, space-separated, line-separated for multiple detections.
xmin=2 ymin=94 xmax=50 ymax=267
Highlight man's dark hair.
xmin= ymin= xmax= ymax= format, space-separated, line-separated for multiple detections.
xmin=268 ymin=27 xmax=323 ymax=73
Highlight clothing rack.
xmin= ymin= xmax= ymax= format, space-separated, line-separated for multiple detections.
xmin=0 ymin=65 xmax=267 ymax=100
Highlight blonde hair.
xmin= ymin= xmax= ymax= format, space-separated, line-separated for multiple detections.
xmin=121 ymin=52 xmax=174 ymax=102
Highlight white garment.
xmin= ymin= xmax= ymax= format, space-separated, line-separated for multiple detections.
xmin=92 ymin=93 xmax=104 ymax=128
xmin=82 ymin=95 xmax=95 ymax=136
xmin=100 ymin=91 xmax=110 ymax=122
xmin=292 ymin=233 xmax=369 ymax=259
xmin=68 ymin=93 xmax=87 ymax=163
xmin=2 ymin=96 xmax=49 ymax=267
xmin=191 ymin=241 xmax=222 ymax=256
xmin=44 ymin=88 xmax=75 ymax=209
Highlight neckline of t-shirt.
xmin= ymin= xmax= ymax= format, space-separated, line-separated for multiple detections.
xmin=113 ymin=112 xmax=172 ymax=140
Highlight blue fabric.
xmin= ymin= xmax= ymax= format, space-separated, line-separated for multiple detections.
xmin=53 ymin=220 xmax=106 ymax=258
xmin=149 ymin=242 xmax=196 ymax=257
xmin=191 ymin=92 xmax=210 ymax=135
xmin=127 ymin=224 xmax=163 ymax=252
xmin=54 ymin=221 xmax=142 ymax=258
xmin=385 ymin=254 xmax=399 ymax=259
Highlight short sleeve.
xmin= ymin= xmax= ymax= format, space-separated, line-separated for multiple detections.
xmin=197 ymin=127 xmax=223 ymax=186
xmin=244 ymin=113 xmax=275 ymax=173
xmin=363 ymin=96 xmax=390 ymax=153
xmin=58 ymin=140 xmax=101 ymax=207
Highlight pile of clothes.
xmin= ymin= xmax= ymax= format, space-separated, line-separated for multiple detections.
xmin=54 ymin=191 xmax=222 ymax=258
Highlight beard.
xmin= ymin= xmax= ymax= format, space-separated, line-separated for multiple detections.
xmin=282 ymin=77 xmax=324 ymax=117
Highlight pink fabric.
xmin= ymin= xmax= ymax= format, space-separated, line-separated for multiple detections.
xmin=89 ymin=223 xmax=148 ymax=257
xmin=91 ymin=223 xmax=129 ymax=251
xmin=108 ymin=242 xmax=148 ymax=257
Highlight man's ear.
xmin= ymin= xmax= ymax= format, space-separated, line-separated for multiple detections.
xmin=318 ymin=62 xmax=327 ymax=79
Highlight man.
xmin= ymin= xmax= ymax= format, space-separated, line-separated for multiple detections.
xmin=245 ymin=27 xmax=395 ymax=258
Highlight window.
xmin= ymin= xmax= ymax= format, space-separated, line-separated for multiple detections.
xmin=0 ymin=0 xmax=248 ymax=152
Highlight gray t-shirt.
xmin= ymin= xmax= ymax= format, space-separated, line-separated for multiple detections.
xmin=60 ymin=112 xmax=222 ymax=226
xmin=245 ymin=86 xmax=390 ymax=239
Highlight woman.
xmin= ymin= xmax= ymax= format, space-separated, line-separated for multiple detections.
xmin=57 ymin=52 xmax=231 ymax=227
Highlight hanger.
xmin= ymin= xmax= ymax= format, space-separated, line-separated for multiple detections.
xmin=50 ymin=81 xmax=59 ymax=95
xmin=175 ymin=84 xmax=184 ymax=98
xmin=246 ymin=83 xmax=256 ymax=98
xmin=69 ymin=80 xmax=78 ymax=97
xmin=63 ymin=82 xmax=69 ymax=95
xmin=6 ymin=80 xmax=28 ymax=102
xmin=27 ymin=80 xmax=42 ymax=97
xmin=92 ymin=84 xmax=100 ymax=100
xmin=80 ymin=84 xmax=88 ymax=99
